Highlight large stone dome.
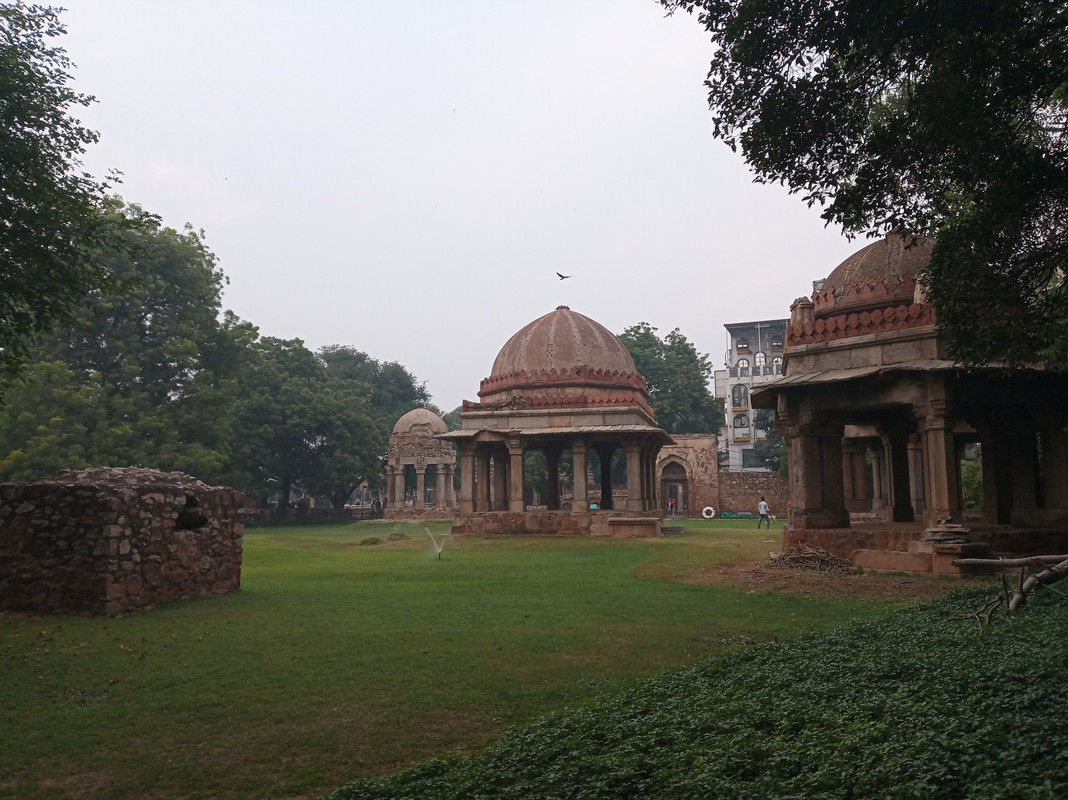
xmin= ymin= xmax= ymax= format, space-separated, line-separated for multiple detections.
xmin=814 ymin=231 xmax=934 ymax=319
xmin=392 ymin=407 xmax=448 ymax=435
xmin=478 ymin=306 xmax=650 ymax=413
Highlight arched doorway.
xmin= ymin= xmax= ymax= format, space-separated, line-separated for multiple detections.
xmin=660 ymin=460 xmax=689 ymax=515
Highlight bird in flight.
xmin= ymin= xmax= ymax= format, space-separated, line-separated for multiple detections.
xmin=557 ymin=272 xmax=571 ymax=280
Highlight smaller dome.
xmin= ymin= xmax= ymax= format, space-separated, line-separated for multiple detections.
xmin=392 ymin=408 xmax=448 ymax=435
xmin=815 ymin=231 xmax=934 ymax=318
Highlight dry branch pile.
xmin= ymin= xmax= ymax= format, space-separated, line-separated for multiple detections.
xmin=768 ymin=544 xmax=853 ymax=573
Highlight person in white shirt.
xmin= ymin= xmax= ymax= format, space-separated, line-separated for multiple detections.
xmin=757 ymin=496 xmax=771 ymax=529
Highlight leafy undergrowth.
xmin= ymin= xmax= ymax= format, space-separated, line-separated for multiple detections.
xmin=327 ymin=588 xmax=1068 ymax=800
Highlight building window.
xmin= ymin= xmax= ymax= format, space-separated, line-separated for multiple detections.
xmin=772 ymin=356 xmax=783 ymax=375
xmin=736 ymin=337 xmax=749 ymax=354
xmin=738 ymin=358 xmax=750 ymax=376
xmin=754 ymin=352 xmax=766 ymax=368
xmin=771 ymin=334 xmax=784 ymax=349
xmin=733 ymin=414 xmax=751 ymax=442
xmin=742 ymin=449 xmax=764 ymax=468
xmin=732 ymin=384 xmax=749 ymax=411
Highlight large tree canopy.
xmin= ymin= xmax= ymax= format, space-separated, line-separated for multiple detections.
xmin=0 ymin=4 xmax=115 ymax=389
xmin=619 ymin=322 xmax=723 ymax=434
xmin=661 ymin=0 xmax=1068 ymax=366
xmin=0 ymin=200 xmax=431 ymax=507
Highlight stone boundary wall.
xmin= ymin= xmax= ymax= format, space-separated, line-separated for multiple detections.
xmin=717 ymin=471 xmax=790 ymax=517
xmin=0 ymin=467 xmax=244 ymax=616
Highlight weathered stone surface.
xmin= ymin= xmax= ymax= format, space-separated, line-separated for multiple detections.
xmin=0 ymin=467 xmax=244 ymax=616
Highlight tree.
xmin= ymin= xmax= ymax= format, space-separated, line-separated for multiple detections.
xmin=660 ymin=0 xmax=1068 ymax=366
xmin=0 ymin=4 xmax=117 ymax=391
xmin=750 ymin=408 xmax=787 ymax=476
xmin=619 ymin=322 xmax=724 ymax=434
xmin=0 ymin=200 xmax=238 ymax=481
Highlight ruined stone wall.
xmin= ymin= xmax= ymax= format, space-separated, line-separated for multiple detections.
xmin=0 ymin=468 xmax=244 ymax=616
xmin=657 ymin=434 xmax=719 ymax=514
xmin=716 ymin=471 xmax=790 ymax=517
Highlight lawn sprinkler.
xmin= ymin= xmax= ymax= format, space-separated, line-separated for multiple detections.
xmin=426 ymin=527 xmax=448 ymax=559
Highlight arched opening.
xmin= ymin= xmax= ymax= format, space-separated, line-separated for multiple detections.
xmin=660 ymin=460 xmax=689 ymax=515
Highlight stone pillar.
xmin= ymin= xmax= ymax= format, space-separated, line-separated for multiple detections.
xmin=594 ymin=443 xmax=616 ymax=510
xmin=908 ymin=436 xmax=927 ymax=521
xmin=870 ymin=446 xmax=887 ymax=511
xmin=545 ymin=444 xmax=562 ymax=511
xmin=790 ymin=433 xmax=824 ymax=519
xmin=415 ymin=467 xmax=426 ymax=509
xmin=393 ymin=464 xmax=408 ymax=509
xmin=458 ymin=444 xmax=476 ymax=513
xmin=642 ymin=439 xmax=660 ymax=512
xmin=624 ymin=441 xmax=642 ymax=512
xmin=572 ymin=440 xmax=588 ymax=511
xmin=786 ymin=414 xmax=849 ymax=528
xmin=508 ymin=438 xmax=525 ymax=512
xmin=476 ymin=448 xmax=491 ymax=512
xmin=820 ymin=432 xmax=847 ymax=518
xmin=445 ymin=464 xmax=456 ymax=509
xmin=1010 ymin=430 xmax=1040 ymax=516
xmin=434 ymin=464 xmax=446 ymax=509
xmin=841 ymin=440 xmax=869 ymax=513
xmin=1041 ymin=427 xmax=1068 ymax=509
xmin=918 ymin=419 xmax=959 ymax=526
xmin=491 ymin=449 xmax=507 ymax=511
xmin=385 ymin=465 xmax=396 ymax=507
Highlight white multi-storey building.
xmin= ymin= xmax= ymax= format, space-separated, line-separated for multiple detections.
xmin=713 ymin=318 xmax=787 ymax=470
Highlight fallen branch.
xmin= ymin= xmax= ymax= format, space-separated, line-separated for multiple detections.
xmin=949 ymin=554 xmax=1068 ymax=618
xmin=953 ymin=555 xmax=1068 ymax=568
xmin=1009 ymin=556 xmax=1068 ymax=612
xmin=768 ymin=544 xmax=852 ymax=573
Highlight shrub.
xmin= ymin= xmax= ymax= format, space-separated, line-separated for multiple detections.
xmin=328 ymin=589 xmax=1068 ymax=799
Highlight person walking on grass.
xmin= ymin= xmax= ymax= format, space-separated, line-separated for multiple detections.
xmin=757 ymin=496 xmax=771 ymax=529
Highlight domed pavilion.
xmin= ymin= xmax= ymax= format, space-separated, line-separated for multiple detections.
xmin=384 ymin=408 xmax=456 ymax=518
xmin=754 ymin=231 xmax=1068 ymax=573
xmin=441 ymin=306 xmax=673 ymax=537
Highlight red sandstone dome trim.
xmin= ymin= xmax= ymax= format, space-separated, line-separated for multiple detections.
xmin=479 ymin=366 xmax=647 ymax=394
xmin=787 ymin=303 xmax=936 ymax=346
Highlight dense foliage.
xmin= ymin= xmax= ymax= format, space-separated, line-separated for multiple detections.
xmin=660 ymin=0 xmax=1068 ymax=367
xmin=0 ymin=3 xmax=118 ymax=392
xmin=749 ymin=408 xmax=786 ymax=476
xmin=619 ymin=323 xmax=723 ymax=434
xmin=329 ymin=588 xmax=1068 ymax=799
xmin=0 ymin=200 xmax=431 ymax=504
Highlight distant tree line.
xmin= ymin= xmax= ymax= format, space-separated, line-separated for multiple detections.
xmin=0 ymin=199 xmax=433 ymax=507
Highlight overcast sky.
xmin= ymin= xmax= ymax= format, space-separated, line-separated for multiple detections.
xmin=59 ymin=1 xmax=862 ymax=412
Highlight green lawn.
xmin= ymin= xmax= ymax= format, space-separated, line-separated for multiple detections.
xmin=2 ymin=519 xmax=918 ymax=800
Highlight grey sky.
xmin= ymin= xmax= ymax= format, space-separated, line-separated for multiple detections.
xmin=59 ymin=1 xmax=861 ymax=412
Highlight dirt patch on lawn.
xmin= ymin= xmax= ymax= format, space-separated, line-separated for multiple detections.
xmin=678 ymin=561 xmax=989 ymax=600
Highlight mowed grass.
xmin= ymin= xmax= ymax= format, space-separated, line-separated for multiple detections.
xmin=3 ymin=518 xmax=909 ymax=800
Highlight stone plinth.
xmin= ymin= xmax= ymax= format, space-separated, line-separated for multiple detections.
xmin=451 ymin=510 xmax=662 ymax=538
xmin=0 ymin=467 xmax=244 ymax=615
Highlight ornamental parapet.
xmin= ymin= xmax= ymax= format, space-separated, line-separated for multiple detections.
xmin=787 ymin=303 xmax=937 ymax=345
xmin=478 ymin=366 xmax=647 ymax=397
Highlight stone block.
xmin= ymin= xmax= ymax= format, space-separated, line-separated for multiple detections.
xmin=853 ymin=549 xmax=932 ymax=574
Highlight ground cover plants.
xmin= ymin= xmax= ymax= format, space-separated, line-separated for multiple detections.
xmin=329 ymin=587 xmax=1068 ymax=800
xmin=2 ymin=518 xmax=946 ymax=799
